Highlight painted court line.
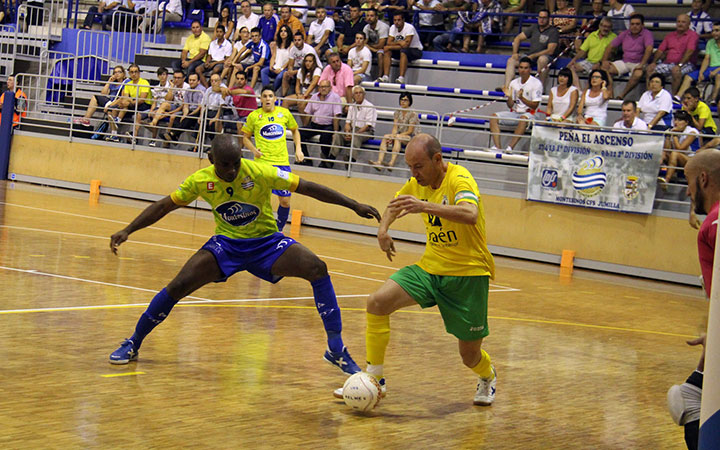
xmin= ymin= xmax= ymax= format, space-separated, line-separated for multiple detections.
xmin=101 ymin=372 xmax=145 ymax=378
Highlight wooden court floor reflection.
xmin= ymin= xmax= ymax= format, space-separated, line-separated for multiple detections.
xmin=0 ymin=181 xmax=707 ymax=449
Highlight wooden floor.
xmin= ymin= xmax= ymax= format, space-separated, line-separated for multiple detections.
xmin=0 ymin=180 xmax=707 ymax=449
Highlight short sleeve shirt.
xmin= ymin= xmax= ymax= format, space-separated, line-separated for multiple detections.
xmin=508 ymin=75 xmax=543 ymax=113
xmin=348 ymin=46 xmax=372 ymax=76
xmin=613 ymin=117 xmax=648 ymax=130
xmin=396 ymin=163 xmax=495 ymax=277
xmin=183 ymin=31 xmax=212 ymax=61
xmin=364 ymin=21 xmax=390 ymax=47
xmin=123 ymin=78 xmax=153 ymax=105
xmin=658 ymin=29 xmax=700 ymax=65
xmin=707 ymin=39 xmax=720 ymax=67
xmin=580 ymin=30 xmax=617 ymax=63
xmin=637 ymin=88 xmax=673 ymax=126
xmin=208 ymin=38 xmax=233 ymax=62
xmin=170 ymin=162 xmax=300 ymax=239
xmin=389 ymin=22 xmax=424 ymax=50
xmin=242 ymin=106 xmax=299 ymax=165
xmin=523 ymin=24 xmax=559 ymax=56
xmin=319 ymin=63 xmax=355 ymax=98
xmin=698 ymin=201 xmax=719 ymax=297
xmin=689 ymin=101 xmax=717 ymax=133
xmin=611 ymin=28 xmax=654 ymax=63
xmin=308 ymin=17 xmax=335 ymax=44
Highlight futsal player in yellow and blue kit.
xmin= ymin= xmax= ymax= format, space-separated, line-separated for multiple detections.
xmin=334 ymin=133 xmax=498 ymax=405
xmin=241 ymin=85 xmax=305 ymax=231
xmin=108 ymin=135 xmax=380 ymax=375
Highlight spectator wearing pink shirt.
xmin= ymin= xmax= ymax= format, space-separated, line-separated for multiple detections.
xmin=601 ymin=13 xmax=654 ymax=99
xmin=319 ymin=52 xmax=354 ymax=102
xmin=645 ymin=14 xmax=699 ymax=95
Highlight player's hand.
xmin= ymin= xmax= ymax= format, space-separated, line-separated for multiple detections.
xmin=110 ymin=230 xmax=129 ymax=255
xmin=502 ymin=86 xmax=511 ymax=97
xmin=688 ymin=334 xmax=707 ymax=371
xmin=353 ymin=203 xmax=381 ymax=221
xmin=389 ymin=195 xmax=425 ymax=218
xmin=295 ymin=149 xmax=304 ymax=163
xmin=378 ymin=232 xmax=396 ymax=261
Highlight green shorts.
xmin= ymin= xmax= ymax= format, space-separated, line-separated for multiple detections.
xmin=390 ymin=264 xmax=489 ymax=341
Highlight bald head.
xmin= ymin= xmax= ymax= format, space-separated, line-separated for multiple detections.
xmin=210 ymin=134 xmax=242 ymax=160
xmin=686 ymin=150 xmax=720 ymax=184
xmin=406 ymin=133 xmax=442 ymax=160
xmin=405 ymin=134 xmax=446 ymax=188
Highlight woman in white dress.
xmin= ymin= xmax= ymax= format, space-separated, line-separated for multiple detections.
xmin=281 ymin=54 xmax=322 ymax=125
xmin=547 ymin=67 xmax=579 ymax=122
xmin=577 ymin=69 xmax=611 ymax=126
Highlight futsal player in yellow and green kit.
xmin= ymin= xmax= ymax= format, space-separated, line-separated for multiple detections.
xmin=241 ymin=85 xmax=305 ymax=231
xmin=334 ymin=133 xmax=497 ymax=406
xmin=108 ymin=134 xmax=381 ymax=375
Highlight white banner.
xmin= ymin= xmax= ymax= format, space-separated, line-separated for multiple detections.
xmin=527 ymin=125 xmax=665 ymax=214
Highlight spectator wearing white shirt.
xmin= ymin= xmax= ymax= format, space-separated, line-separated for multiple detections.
xmin=282 ymin=53 xmax=322 ymax=125
xmin=377 ymin=11 xmax=424 ymax=84
xmin=688 ymin=0 xmax=712 ymax=40
xmin=606 ymin=0 xmax=634 ymax=33
xmin=331 ymin=86 xmax=377 ymax=166
xmin=146 ymin=70 xmax=190 ymax=147
xmin=489 ymin=57 xmax=543 ymax=153
xmin=222 ymin=26 xmax=254 ymax=81
xmin=638 ymin=72 xmax=674 ymax=130
xmin=348 ymin=33 xmax=372 ymax=84
xmin=363 ymin=8 xmax=390 ymax=65
xmin=284 ymin=0 xmax=309 ymax=24
xmin=411 ymin=0 xmax=444 ymax=48
xmin=197 ymin=73 xmax=232 ymax=151
xmin=613 ymin=100 xmax=649 ymax=130
xmin=130 ymin=66 xmax=173 ymax=145
xmin=234 ymin=0 xmax=260 ymax=38
xmin=660 ymin=110 xmax=700 ymax=183
xmin=283 ymin=31 xmax=322 ymax=96
xmin=197 ymin=25 xmax=233 ymax=87
xmin=306 ymin=6 xmax=335 ymax=57
xmin=159 ymin=0 xmax=183 ymax=26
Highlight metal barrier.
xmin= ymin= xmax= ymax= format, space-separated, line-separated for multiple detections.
xmin=75 ymin=30 xmax=112 ymax=79
xmin=9 ymin=72 xmax=706 ymax=214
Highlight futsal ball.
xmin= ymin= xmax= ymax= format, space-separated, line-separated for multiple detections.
xmin=342 ymin=372 xmax=382 ymax=412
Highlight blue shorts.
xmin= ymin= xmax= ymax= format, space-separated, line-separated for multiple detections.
xmin=688 ymin=66 xmax=720 ymax=81
xmin=272 ymin=165 xmax=292 ymax=197
xmin=201 ymin=232 xmax=297 ymax=284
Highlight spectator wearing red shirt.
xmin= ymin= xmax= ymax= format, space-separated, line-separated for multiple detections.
xmin=645 ymin=14 xmax=699 ymax=95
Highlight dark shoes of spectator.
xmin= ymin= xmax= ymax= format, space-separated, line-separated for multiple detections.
xmin=318 ymin=161 xmax=334 ymax=169
xmin=295 ymin=159 xmax=313 ymax=166
xmin=163 ymin=132 xmax=175 ymax=142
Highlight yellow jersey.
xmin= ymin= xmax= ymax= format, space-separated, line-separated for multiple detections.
xmin=396 ymin=163 xmax=495 ymax=278
xmin=242 ymin=106 xmax=298 ymax=166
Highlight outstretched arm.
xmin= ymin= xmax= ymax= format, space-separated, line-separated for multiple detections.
xmin=294 ymin=179 xmax=381 ymax=221
xmin=110 ymin=196 xmax=182 ymax=254
xmin=390 ymin=195 xmax=478 ymax=224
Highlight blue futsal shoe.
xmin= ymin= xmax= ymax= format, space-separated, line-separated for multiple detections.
xmin=109 ymin=338 xmax=139 ymax=364
xmin=323 ymin=346 xmax=361 ymax=375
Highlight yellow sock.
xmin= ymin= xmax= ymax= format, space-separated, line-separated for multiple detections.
xmin=366 ymin=312 xmax=390 ymax=366
xmin=471 ymin=349 xmax=494 ymax=379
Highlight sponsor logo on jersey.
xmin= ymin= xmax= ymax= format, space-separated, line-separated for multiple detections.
xmin=260 ymin=123 xmax=284 ymax=140
xmin=276 ymin=168 xmax=290 ymax=180
xmin=241 ymin=176 xmax=254 ymax=190
xmin=215 ymin=201 xmax=260 ymax=226
xmin=207 ymin=182 xmax=215 ymax=191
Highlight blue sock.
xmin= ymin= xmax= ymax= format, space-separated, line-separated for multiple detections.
xmin=130 ymin=288 xmax=177 ymax=349
xmin=311 ymin=275 xmax=344 ymax=352
xmin=276 ymin=205 xmax=290 ymax=231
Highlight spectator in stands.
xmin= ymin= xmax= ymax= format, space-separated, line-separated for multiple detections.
xmin=218 ymin=5 xmax=236 ymax=41
xmin=282 ymin=31 xmax=322 ymax=97
xmin=104 ymin=64 xmax=152 ymax=142
xmin=336 ymin=4 xmax=367 ymax=59
xmin=682 ymin=87 xmax=717 ymax=145
xmin=192 ymin=0 xmax=219 ymax=21
xmin=282 ymin=53 xmax=322 ymax=125
xmin=299 ymin=80 xmax=343 ymax=167
xmin=601 ymin=13 xmax=654 ymax=100
xmin=259 ymin=2 xmax=279 ymax=43
xmin=243 ymin=27 xmax=271 ymax=89
xmin=82 ymin=0 xmax=124 ymax=31
xmin=660 ymin=110 xmax=700 ymax=184
xmin=286 ymin=0 xmax=309 ymax=24
xmin=376 ymin=11 xmax=424 ymax=84
xmin=369 ymin=91 xmax=419 ymax=169
xmin=434 ymin=0 xmax=501 ymax=53
xmin=157 ymin=0 xmax=183 ymax=30
xmin=276 ymin=5 xmax=305 ymax=38
xmin=645 ymin=14 xmax=699 ymax=97
xmin=501 ymin=0 xmax=526 ymax=35
xmin=568 ymin=17 xmax=615 ymax=76
xmin=677 ymin=23 xmax=720 ymax=105
xmin=0 ymin=75 xmax=27 ymax=128
xmin=228 ymin=71 xmax=256 ymax=128
xmin=149 ymin=70 xmax=189 ymax=146
xmin=574 ymin=0 xmax=604 ymax=47
xmin=546 ymin=67 xmax=578 ymax=122
xmin=331 ymin=85 xmax=377 ymax=166
xmin=348 ymin=32 xmax=373 ymax=84
xmin=551 ymin=0 xmax=577 ymax=37
xmin=223 ymin=26 xmax=254 ymax=81
xmin=162 ymin=73 xmax=206 ymax=145
xmin=363 ymin=0 xmax=383 ymax=10
xmin=363 ymin=8 xmax=390 ymax=65
xmin=172 ymin=20 xmax=211 ymax=78
xmin=606 ymin=0 xmax=634 ymax=34
xmin=262 ymin=25 xmax=293 ymax=92
xmin=504 ymin=9 xmax=557 ymax=89
xmin=688 ymin=0 xmax=712 ymax=40
xmin=129 ymin=67 xmax=173 ymax=145
xmin=411 ymin=0 xmax=445 ymax=49
xmin=320 ymin=52 xmax=354 ymax=102
xmin=307 ymin=6 xmax=335 ymax=57
xmin=197 ymin=25 xmax=233 ymax=88
xmin=201 ymin=74 xmax=232 ymax=138
xmin=576 ymin=69 xmax=610 ymax=126
xmin=637 ymin=72 xmax=673 ymax=130
xmin=379 ymin=0 xmax=408 ymax=21
xmin=613 ymin=100 xmax=648 ymax=130
xmin=234 ymin=0 xmax=260 ymax=37
xmin=490 ymin=57 xmax=542 ymax=153
xmin=74 ymin=65 xmax=128 ymax=127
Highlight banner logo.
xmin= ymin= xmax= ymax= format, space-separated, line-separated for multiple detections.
xmin=572 ymin=156 xmax=607 ymax=197
xmin=624 ymin=176 xmax=639 ymax=200
xmin=541 ymin=169 xmax=558 ymax=189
